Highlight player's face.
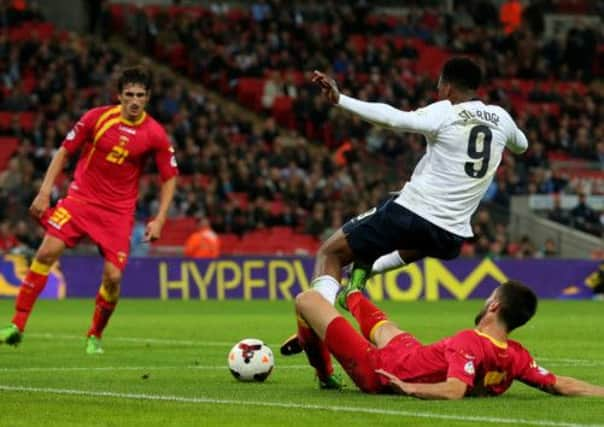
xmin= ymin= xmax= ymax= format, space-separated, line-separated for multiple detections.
xmin=474 ymin=289 xmax=497 ymax=325
xmin=118 ymin=83 xmax=150 ymax=121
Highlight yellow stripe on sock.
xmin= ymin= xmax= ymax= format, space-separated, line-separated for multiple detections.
xmin=296 ymin=314 xmax=309 ymax=328
xmin=369 ymin=320 xmax=389 ymax=343
xmin=99 ymin=285 xmax=118 ymax=303
xmin=30 ymin=260 xmax=51 ymax=276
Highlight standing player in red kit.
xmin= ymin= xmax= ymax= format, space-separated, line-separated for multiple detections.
xmin=0 ymin=66 xmax=178 ymax=354
xmin=293 ymin=281 xmax=604 ymax=398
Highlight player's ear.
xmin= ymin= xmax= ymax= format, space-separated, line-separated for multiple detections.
xmin=487 ymin=300 xmax=500 ymax=313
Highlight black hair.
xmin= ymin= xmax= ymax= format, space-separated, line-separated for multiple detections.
xmin=117 ymin=66 xmax=153 ymax=92
xmin=497 ymin=280 xmax=538 ymax=332
xmin=441 ymin=57 xmax=482 ymax=91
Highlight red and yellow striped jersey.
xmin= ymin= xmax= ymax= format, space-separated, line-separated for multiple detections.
xmin=62 ymin=105 xmax=178 ymax=214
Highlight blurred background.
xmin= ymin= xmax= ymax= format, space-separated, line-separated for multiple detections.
xmin=0 ymin=0 xmax=602 ymax=299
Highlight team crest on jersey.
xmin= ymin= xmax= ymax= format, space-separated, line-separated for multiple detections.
xmin=117 ymin=252 xmax=127 ymax=264
xmin=66 ymin=121 xmax=84 ymax=140
xmin=464 ymin=361 xmax=475 ymax=375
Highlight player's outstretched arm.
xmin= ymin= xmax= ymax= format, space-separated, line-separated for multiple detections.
xmin=29 ymin=146 xmax=70 ymax=218
xmin=312 ymin=71 xmax=442 ymax=135
xmin=376 ymin=369 xmax=467 ymax=400
xmin=547 ymin=375 xmax=604 ymax=397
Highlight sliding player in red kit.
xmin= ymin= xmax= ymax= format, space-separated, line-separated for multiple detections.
xmin=0 ymin=66 xmax=178 ymax=354
xmin=293 ymin=280 xmax=604 ymax=398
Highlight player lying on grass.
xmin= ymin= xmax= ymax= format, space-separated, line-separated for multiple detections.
xmin=291 ymin=279 xmax=604 ymax=398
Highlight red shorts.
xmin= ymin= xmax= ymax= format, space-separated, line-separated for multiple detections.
xmin=375 ymin=332 xmax=423 ymax=385
xmin=324 ymin=317 xmax=384 ymax=393
xmin=41 ymin=197 xmax=133 ymax=271
xmin=325 ymin=317 xmax=422 ymax=393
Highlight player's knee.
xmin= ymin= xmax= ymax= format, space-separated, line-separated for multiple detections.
xmin=295 ymin=290 xmax=315 ymax=314
xmin=35 ymin=248 xmax=60 ymax=266
xmin=102 ymin=268 xmax=122 ymax=295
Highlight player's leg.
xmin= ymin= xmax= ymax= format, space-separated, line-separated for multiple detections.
xmin=86 ymin=260 xmax=122 ymax=354
xmin=294 ymin=290 xmax=341 ymax=388
xmin=344 ymin=290 xmax=408 ymax=348
xmin=280 ymin=228 xmax=355 ymax=356
xmin=295 ymin=290 xmax=384 ymax=392
xmin=0 ymin=234 xmax=66 ymax=346
xmin=84 ymin=210 xmax=131 ymax=354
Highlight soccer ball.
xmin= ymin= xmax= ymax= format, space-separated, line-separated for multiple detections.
xmin=228 ymin=338 xmax=274 ymax=382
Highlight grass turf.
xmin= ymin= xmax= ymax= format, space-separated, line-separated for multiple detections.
xmin=0 ymin=299 xmax=602 ymax=427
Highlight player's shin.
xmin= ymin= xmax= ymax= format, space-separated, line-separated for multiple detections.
xmin=87 ymin=285 xmax=118 ymax=338
xmin=12 ymin=259 xmax=52 ymax=332
xmin=346 ymin=291 xmax=388 ymax=343
xmin=296 ymin=314 xmax=334 ymax=382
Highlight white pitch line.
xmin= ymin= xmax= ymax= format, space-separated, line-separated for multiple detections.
xmin=27 ymin=333 xmax=604 ymax=366
xmin=0 ymin=365 xmax=309 ymax=372
xmin=0 ymin=385 xmax=601 ymax=427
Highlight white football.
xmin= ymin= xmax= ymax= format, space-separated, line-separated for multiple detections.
xmin=228 ymin=338 xmax=274 ymax=382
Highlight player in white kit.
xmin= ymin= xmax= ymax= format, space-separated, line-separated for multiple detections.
xmin=281 ymin=58 xmax=528 ymax=369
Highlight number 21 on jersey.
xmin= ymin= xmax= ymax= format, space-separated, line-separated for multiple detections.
xmin=106 ymin=145 xmax=129 ymax=165
xmin=464 ymin=125 xmax=492 ymax=179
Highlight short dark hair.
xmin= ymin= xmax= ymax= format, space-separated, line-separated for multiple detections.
xmin=497 ymin=281 xmax=538 ymax=332
xmin=441 ymin=57 xmax=482 ymax=91
xmin=117 ymin=66 xmax=153 ymax=92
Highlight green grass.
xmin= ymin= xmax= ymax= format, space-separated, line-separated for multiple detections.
xmin=0 ymin=299 xmax=603 ymax=427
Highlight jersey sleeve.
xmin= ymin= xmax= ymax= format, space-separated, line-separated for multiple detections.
xmin=337 ymin=95 xmax=448 ymax=137
xmin=502 ymin=111 xmax=528 ymax=154
xmin=152 ymin=125 xmax=179 ymax=181
xmin=61 ymin=109 xmax=96 ymax=154
xmin=443 ymin=332 xmax=481 ymax=388
xmin=514 ymin=347 xmax=556 ymax=390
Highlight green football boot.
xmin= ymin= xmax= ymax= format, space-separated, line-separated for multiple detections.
xmin=0 ymin=324 xmax=22 ymax=346
xmin=86 ymin=335 xmax=104 ymax=355
xmin=337 ymin=265 xmax=370 ymax=311
xmin=319 ymin=373 xmax=344 ymax=390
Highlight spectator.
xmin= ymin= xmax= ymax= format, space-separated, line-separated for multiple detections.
xmin=570 ymin=193 xmax=600 ymax=235
xmin=548 ymin=197 xmax=571 ymax=226
xmin=537 ymin=238 xmax=559 ymax=258
xmin=183 ymin=216 xmax=221 ymax=258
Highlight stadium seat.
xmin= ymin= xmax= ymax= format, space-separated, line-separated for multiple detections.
xmin=236 ymin=78 xmax=265 ymax=111
xmin=272 ymin=96 xmax=295 ymax=129
xmin=0 ymin=137 xmax=19 ymax=170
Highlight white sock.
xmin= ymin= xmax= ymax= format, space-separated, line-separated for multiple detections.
xmin=371 ymin=251 xmax=405 ymax=274
xmin=311 ymin=275 xmax=340 ymax=305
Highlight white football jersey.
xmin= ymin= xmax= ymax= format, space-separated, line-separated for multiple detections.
xmin=337 ymin=95 xmax=528 ymax=237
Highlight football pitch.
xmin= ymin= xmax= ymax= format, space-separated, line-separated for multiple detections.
xmin=0 ymin=299 xmax=602 ymax=427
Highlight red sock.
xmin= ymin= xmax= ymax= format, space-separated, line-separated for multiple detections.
xmin=346 ymin=291 xmax=388 ymax=341
xmin=12 ymin=270 xmax=50 ymax=331
xmin=87 ymin=292 xmax=117 ymax=338
xmin=297 ymin=317 xmax=333 ymax=381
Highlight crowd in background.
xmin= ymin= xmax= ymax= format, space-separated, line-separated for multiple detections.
xmin=0 ymin=0 xmax=602 ymax=259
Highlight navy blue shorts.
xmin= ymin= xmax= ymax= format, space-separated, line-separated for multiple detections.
xmin=342 ymin=198 xmax=465 ymax=266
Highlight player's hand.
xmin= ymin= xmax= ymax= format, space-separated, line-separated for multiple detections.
xmin=312 ymin=70 xmax=340 ymax=104
xmin=375 ymin=369 xmax=414 ymax=395
xmin=144 ymin=219 xmax=164 ymax=242
xmin=29 ymin=192 xmax=50 ymax=219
